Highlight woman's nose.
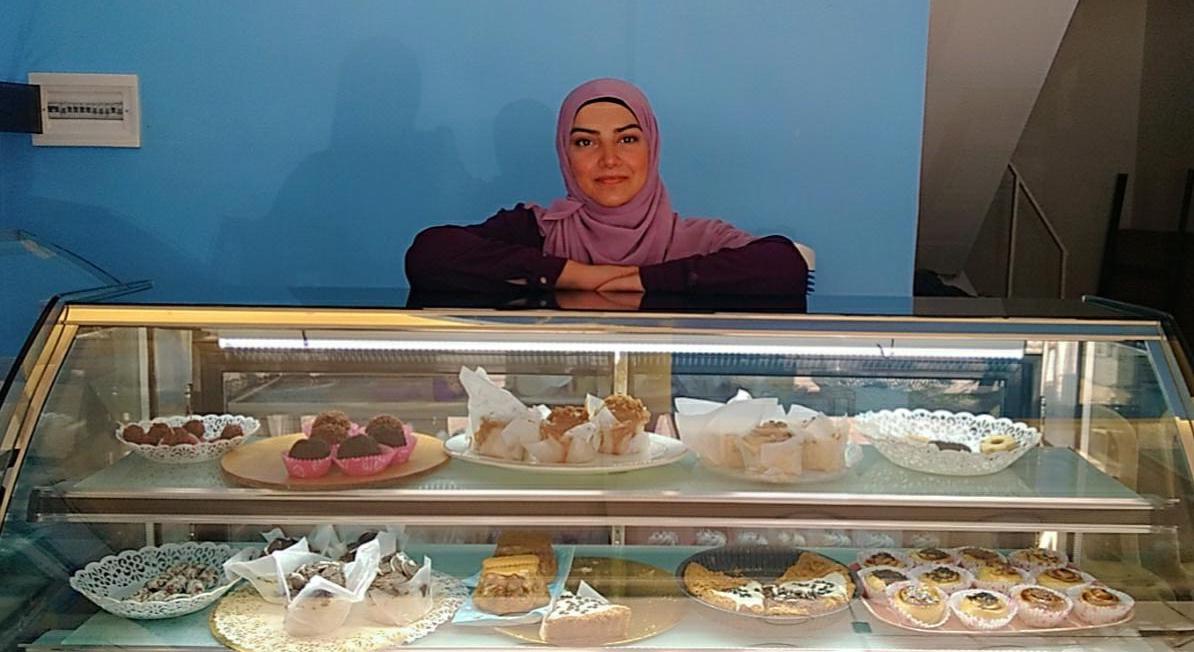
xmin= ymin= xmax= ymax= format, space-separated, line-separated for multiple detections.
xmin=599 ymin=143 xmax=620 ymax=167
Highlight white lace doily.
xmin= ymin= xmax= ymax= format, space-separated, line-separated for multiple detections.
xmin=853 ymin=409 xmax=1040 ymax=476
xmin=211 ymin=572 xmax=467 ymax=652
xmin=114 ymin=414 xmax=261 ymax=464
xmin=69 ymin=542 xmax=241 ymax=620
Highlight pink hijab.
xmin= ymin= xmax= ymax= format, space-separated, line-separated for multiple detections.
xmin=533 ymin=78 xmax=755 ymax=266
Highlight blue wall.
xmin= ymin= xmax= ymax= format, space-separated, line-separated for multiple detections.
xmin=0 ymin=0 xmax=928 ymax=296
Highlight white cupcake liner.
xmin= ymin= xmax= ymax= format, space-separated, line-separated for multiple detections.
xmin=1008 ymin=548 xmax=1069 ymax=574
xmin=884 ymin=581 xmax=950 ymax=629
xmin=1066 ymin=583 xmax=1134 ymax=625
xmin=972 ymin=566 xmax=1030 ymax=594
xmin=857 ymin=565 xmax=911 ymax=603
xmin=908 ymin=564 xmax=974 ymax=595
xmin=1033 ymin=566 xmax=1096 ymax=594
xmin=1009 ymin=584 xmax=1073 ymax=628
xmin=948 ymin=589 xmax=1018 ymax=630
xmin=952 ymin=546 xmax=1007 ymax=570
xmin=857 ymin=549 xmax=911 ymax=569
xmin=907 ymin=548 xmax=960 ymax=567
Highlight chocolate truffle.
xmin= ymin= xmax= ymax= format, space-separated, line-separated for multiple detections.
xmin=182 ymin=419 xmax=206 ymax=438
xmin=365 ymin=415 xmax=406 ymax=447
xmin=337 ymin=434 xmax=382 ymax=459
xmin=220 ymin=423 xmax=245 ymax=440
xmin=311 ymin=410 xmax=352 ymax=432
xmin=310 ymin=422 xmax=349 ymax=446
xmin=287 ymin=437 xmax=331 ymax=460
xmin=162 ymin=428 xmax=201 ymax=446
xmin=121 ymin=424 xmax=152 ymax=444
xmin=146 ymin=422 xmax=173 ymax=443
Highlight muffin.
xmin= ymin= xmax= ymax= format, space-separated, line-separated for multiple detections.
xmin=1068 ymin=584 xmax=1134 ymax=625
xmin=949 ymin=589 xmax=1017 ymax=630
xmin=1036 ymin=566 xmax=1093 ymax=592
xmin=540 ymin=406 xmax=589 ymax=441
xmin=1011 ymin=584 xmax=1073 ymax=628
xmin=162 ymin=428 xmax=201 ymax=446
xmin=1009 ymin=548 xmax=1068 ymax=573
xmin=182 ymin=419 xmax=206 ymax=438
xmin=284 ymin=561 xmax=352 ymax=636
xmin=908 ymin=547 xmax=959 ymax=566
xmin=283 ymin=438 xmax=333 ymax=478
xmin=858 ymin=549 xmax=909 ymax=569
xmin=220 ymin=423 xmax=245 ymax=440
xmin=599 ymin=394 xmax=650 ymax=455
xmin=973 ymin=563 xmax=1028 ymax=594
xmin=366 ymin=552 xmax=431 ymax=626
xmin=887 ymin=581 xmax=949 ymax=627
xmin=736 ymin=420 xmax=798 ymax=473
xmin=860 ymin=566 xmax=909 ymax=602
xmin=913 ymin=565 xmax=973 ymax=595
xmin=334 ymin=434 xmax=392 ymax=476
xmin=956 ymin=547 xmax=1005 ymax=570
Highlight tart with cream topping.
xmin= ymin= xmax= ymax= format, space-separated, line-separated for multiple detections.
xmin=889 ymin=582 xmax=948 ymax=627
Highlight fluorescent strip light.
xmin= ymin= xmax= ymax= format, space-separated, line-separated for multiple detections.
xmin=218 ymin=337 xmax=1024 ymax=359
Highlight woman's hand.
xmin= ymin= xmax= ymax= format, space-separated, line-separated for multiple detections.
xmin=556 ymin=261 xmax=637 ymax=290
xmin=596 ymin=270 xmax=644 ymax=293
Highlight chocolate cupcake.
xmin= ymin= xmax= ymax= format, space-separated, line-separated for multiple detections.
xmin=162 ymin=428 xmax=201 ymax=446
xmin=312 ymin=410 xmax=352 ymax=432
xmin=220 ymin=423 xmax=245 ymax=440
xmin=337 ymin=435 xmax=382 ymax=458
xmin=146 ymin=422 xmax=173 ymax=444
xmin=334 ymin=435 xmax=392 ymax=477
xmin=182 ymin=419 xmax=206 ymax=438
xmin=365 ymin=415 xmax=406 ymax=448
xmin=289 ymin=438 xmax=332 ymax=460
xmin=310 ymin=422 xmax=349 ymax=447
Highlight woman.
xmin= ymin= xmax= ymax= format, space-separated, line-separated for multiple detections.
xmin=405 ymin=78 xmax=808 ymax=295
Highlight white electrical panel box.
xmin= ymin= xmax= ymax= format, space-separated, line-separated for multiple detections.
xmin=28 ymin=72 xmax=140 ymax=148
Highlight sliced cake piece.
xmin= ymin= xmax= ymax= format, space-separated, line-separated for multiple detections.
xmin=472 ymin=554 xmax=549 ymax=615
xmin=539 ymin=582 xmax=632 ymax=645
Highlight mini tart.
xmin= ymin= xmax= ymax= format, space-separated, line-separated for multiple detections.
xmin=858 ymin=549 xmax=909 ymax=569
xmin=908 ymin=547 xmax=959 ymax=566
xmin=973 ymin=563 xmax=1028 ymax=594
xmin=1035 ymin=566 xmax=1093 ymax=592
xmin=955 ymin=546 xmax=1006 ymax=570
xmin=858 ymin=566 xmax=909 ymax=602
xmin=1010 ymin=584 xmax=1073 ymax=628
xmin=886 ymin=581 xmax=949 ymax=628
xmin=948 ymin=589 xmax=1017 ymax=630
xmin=911 ymin=565 xmax=973 ymax=595
xmin=1008 ymin=548 xmax=1068 ymax=573
xmin=1067 ymin=583 xmax=1134 ymax=625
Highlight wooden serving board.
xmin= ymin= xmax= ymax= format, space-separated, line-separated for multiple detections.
xmin=220 ymin=433 xmax=448 ymax=490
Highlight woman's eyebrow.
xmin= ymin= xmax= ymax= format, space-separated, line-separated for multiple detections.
xmin=615 ymin=123 xmax=642 ymax=133
xmin=570 ymin=127 xmax=600 ymax=135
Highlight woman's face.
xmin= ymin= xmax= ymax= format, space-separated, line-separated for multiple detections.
xmin=567 ymin=101 xmax=649 ymax=208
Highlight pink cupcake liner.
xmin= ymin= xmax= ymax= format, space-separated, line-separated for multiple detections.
xmin=387 ymin=425 xmax=419 ymax=466
xmin=333 ymin=451 xmax=391 ymax=477
xmin=282 ymin=453 xmax=334 ymax=479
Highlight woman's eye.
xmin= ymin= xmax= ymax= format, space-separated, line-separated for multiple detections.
xmin=620 ymin=135 xmax=639 ymax=144
xmin=572 ymin=138 xmax=592 ymax=148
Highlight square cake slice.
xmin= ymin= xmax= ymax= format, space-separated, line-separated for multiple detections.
xmin=539 ymin=591 xmax=632 ymax=644
xmin=472 ymin=554 xmax=549 ymax=615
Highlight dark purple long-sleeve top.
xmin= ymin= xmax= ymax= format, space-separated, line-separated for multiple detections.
xmin=405 ymin=204 xmax=808 ymax=295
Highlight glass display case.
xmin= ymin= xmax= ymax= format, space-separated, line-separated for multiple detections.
xmin=2 ymin=293 xmax=1194 ymax=650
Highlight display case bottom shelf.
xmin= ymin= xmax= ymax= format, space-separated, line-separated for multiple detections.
xmin=24 ymin=601 xmax=1193 ymax=651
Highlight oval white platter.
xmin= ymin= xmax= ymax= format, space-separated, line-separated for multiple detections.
xmin=443 ymin=433 xmax=688 ymax=474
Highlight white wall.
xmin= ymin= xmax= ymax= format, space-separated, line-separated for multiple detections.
xmin=917 ymin=0 xmax=1077 ymax=273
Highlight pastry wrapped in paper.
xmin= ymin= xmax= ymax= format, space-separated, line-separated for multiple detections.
xmin=280 ymin=539 xmax=381 ymax=636
xmin=673 ymin=391 xmax=783 ymax=468
xmin=586 ymin=395 xmax=650 ymax=460
xmin=225 ymin=536 xmax=326 ymax=604
xmin=525 ymin=421 xmax=600 ymax=464
xmin=460 ymin=366 xmax=547 ymax=460
xmin=788 ymin=405 xmax=848 ymax=472
xmin=366 ymin=554 xmax=434 ymax=626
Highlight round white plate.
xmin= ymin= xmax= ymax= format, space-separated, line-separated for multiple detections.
xmin=444 ymin=433 xmax=688 ymax=474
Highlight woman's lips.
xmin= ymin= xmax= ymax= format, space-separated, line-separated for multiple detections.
xmin=595 ymin=176 xmax=628 ymax=185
